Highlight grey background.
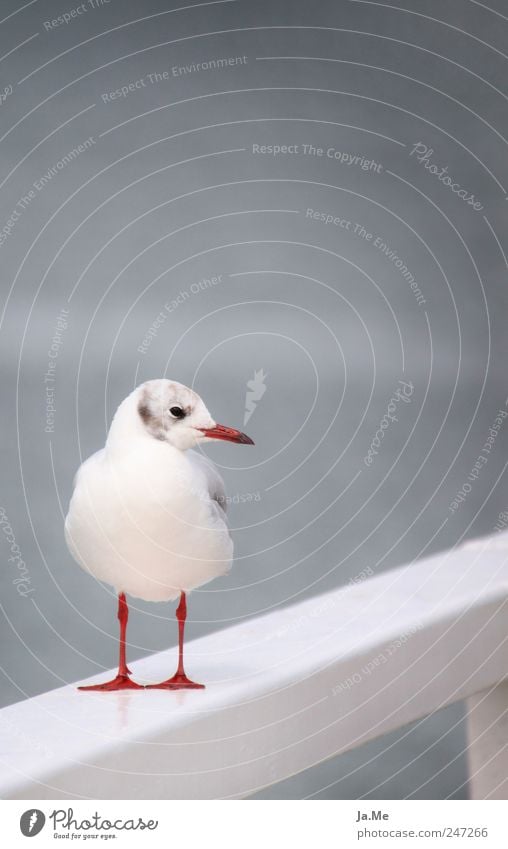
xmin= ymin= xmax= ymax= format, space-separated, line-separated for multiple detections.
xmin=0 ymin=0 xmax=507 ymax=799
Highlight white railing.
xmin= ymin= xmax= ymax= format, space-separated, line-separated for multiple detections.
xmin=1 ymin=533 xmax=507 ymax=800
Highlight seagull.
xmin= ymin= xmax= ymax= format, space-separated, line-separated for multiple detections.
xmin=65 ymin=379 xmax=254 ymax=691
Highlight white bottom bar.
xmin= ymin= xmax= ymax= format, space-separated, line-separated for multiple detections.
xmin=2 ymin=799 xmax=505 ymax=848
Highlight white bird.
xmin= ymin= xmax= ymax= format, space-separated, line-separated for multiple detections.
xmin=65 ymin=379 xmax=254 ymax=691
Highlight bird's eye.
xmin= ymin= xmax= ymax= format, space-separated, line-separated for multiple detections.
xmin=169 ymin=406 xmax=185 ymax=419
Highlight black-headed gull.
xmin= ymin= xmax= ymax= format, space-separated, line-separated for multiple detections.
xmin=65 ymin=379 xmax=254 ymax=691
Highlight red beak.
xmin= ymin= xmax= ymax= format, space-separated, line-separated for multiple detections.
xmin=199 ymin=423 xmax=254 ymax=445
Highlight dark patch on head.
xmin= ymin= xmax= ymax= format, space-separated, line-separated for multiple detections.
xmin=138 ymin=396 xmax=166 ymax=441
xmin=138 ymin=402 xmax=152 ymax=425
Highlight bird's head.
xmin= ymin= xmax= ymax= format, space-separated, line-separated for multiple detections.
xmin=133 ymin=379 xmax=254 ymax=451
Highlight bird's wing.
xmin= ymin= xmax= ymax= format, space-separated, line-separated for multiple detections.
xmin=187 ymin=450 xmax=228 ymax=513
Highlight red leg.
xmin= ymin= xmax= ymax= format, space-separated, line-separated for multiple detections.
xmin=78 ymin=592 xmax=144 ymax=691
xmin=146 ymin=591 xmax=205 ymax=690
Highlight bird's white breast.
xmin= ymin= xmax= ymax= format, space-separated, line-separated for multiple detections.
xmin=65 ymin=440 xmax=233 ymax=601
